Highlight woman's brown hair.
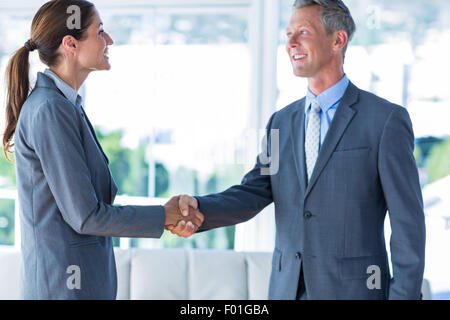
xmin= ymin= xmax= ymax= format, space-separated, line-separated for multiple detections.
xmin=2 ymin=0 xmax=95 ymax=160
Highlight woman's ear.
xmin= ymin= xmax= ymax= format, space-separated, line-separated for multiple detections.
xmin=61 ymin=35 xmax=78 ymax=55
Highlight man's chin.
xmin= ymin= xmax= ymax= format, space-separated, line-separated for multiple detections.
xmin=293 ymin=69 xmax=309 ymax=78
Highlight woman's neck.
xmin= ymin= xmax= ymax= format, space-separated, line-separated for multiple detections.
xmin=50 ymin=64 xmax=90 ymax=92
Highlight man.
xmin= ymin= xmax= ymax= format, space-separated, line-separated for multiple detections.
xmin=167 ymin=0 xmax=426 ymax=300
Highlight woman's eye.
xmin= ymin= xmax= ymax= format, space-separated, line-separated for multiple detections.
xmin=99 ymin=30 xmax=104 ymax=35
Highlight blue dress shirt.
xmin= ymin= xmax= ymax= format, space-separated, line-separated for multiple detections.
xmin=305 ymin=75 xmax=350 ymax=150
xmin=44 ymin=68 xmax=83 ymax=109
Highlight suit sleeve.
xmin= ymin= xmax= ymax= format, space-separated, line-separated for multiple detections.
xmin=31 ymin=98 xmax=165 ymax=238
xmin=378 ymin=106 xmax=426 ymax=300
xmin=195 ymin=113 xmax=276 ymax=232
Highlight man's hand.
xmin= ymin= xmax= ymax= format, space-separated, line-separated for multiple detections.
xmin=166 ymin=194 xmax=201 ymax=238
xmin=164 ymin=195 xmax=203 ymax=237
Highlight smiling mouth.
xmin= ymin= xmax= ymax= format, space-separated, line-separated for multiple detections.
xmin=292 ymin=54 xmax=307 ymax=61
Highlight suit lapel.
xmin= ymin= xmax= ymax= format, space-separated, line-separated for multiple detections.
xmin=290 ymin=99 xmax=308 ymax=195
xmin=304 ymin=82 xmax=359 ymax=199
xmin=80 ymin=106 xmax=110 ymax=164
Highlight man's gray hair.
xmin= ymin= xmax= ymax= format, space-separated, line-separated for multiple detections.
xmin=293 ymin=0 xmax=356 ymax=61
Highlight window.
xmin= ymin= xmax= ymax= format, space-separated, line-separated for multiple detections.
xmin=87 ymin=4 xmax=252 ymax=249
xmin=0 ymin=198 xmax=15 ymax=246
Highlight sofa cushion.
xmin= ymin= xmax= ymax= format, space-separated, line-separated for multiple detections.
xmin=114 ymin=248 xmax=131 ymax=300
xmin=245 ymin=252 xmax=272 ymax=300
xmin=0 ymin=247 xmax=21 ymax=300
xmin=130 ymin=248 xmax=188 ymax=299
xmin=188 ymin=249 xmax=247 ymax=300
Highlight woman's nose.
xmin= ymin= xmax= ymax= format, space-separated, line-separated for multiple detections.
xmin=105 ymin=32 xmax=114 ymax=46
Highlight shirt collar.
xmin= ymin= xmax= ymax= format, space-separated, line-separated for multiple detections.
xmin=305 ymin=74 xmax=349 ymax=114
xmin=44 ymin=68 xmax=83 ymax=107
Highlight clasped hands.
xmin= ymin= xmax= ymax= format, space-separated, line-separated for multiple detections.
xmin=164 ymin=195 xmax=203 ymax=238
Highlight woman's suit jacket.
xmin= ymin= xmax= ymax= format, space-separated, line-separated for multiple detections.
xmin=15 ymin=72 xmax=165 ymax=299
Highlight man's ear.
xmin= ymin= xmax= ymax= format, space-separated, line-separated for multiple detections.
xmin=333 ymin=30 xmax=348 ymax=53
xmin=61 ymin=35 xmax=78 ymax=55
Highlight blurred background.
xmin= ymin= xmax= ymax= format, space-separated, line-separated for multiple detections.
xmin=0 ymin=0 xmax=449 ymax=299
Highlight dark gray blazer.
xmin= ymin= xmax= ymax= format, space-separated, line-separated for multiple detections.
xmin=15 ymin=72 xmax=165 ymax=299
xmin=196 ymin=82 xmax=426 ymax=300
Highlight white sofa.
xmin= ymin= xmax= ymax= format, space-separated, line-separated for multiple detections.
xmin=0 ymin=247 xmax=431 ymax=300
xmin=0 ymin=247 xmax=272 ymax=300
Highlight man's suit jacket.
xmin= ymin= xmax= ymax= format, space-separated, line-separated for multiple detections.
xmin=196 ymin=82 xmax=426 ymax=299
xmin=15 ymin=72 xmax=165 ymax=299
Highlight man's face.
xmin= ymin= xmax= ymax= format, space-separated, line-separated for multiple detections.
xmin=286 ymin=5 xmax=336 ymax=78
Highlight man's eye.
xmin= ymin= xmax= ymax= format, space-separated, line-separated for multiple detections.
xmin=300 ymin=30 xmax=308 ymax=35
xmin=286 ymin=33 xmax=292 ymax=38
xmin=99 ymin=30 xmax=104 ymax=35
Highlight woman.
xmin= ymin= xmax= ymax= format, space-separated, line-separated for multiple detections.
xmin=2 ymin=0 xmax=203 ymax=299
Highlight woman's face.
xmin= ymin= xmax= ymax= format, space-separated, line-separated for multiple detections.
xmin=76 ymin=8 xmax=113 ymax=71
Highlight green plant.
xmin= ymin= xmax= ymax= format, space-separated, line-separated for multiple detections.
xmin=425 ymin=138 xmax=450 ymax=184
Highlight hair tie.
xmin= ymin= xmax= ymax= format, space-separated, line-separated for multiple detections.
xmin=24 ymin=39 xmax=37 ymax=52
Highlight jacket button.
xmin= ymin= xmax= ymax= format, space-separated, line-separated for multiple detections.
xmin=295 ymin=252 xmax=301 ymax=259
xmin=304 ymin=211 xmax=312 ymax=219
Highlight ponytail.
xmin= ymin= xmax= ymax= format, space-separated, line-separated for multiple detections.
xmin=2 ymin=44 xmax=32 ymax=161
xmin=2 ymin=0 xmax=95 ymax=161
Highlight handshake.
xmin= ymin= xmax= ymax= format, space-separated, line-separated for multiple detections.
xmin=163 ymin=195 xmax=204 ymax=238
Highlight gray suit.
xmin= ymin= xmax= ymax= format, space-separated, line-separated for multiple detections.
xmin=15 ymin=72 xmax=165 ymax=299
xmin=196 ymin=82 xmax=426 ymax=299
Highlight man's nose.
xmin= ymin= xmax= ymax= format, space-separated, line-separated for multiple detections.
xmin=287 ymin=34 xmax=299 ymax=48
